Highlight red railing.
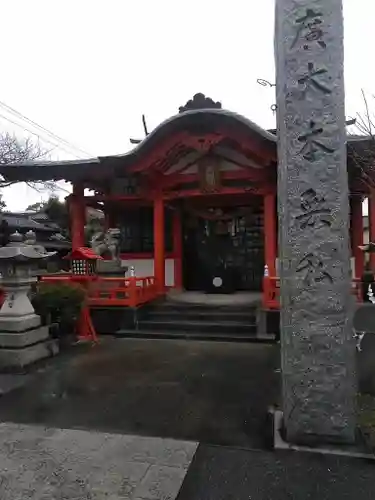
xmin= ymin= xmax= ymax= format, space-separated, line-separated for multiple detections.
xmin=88 ymin=276 xmax=157 ymax=307
xmin=40 ymin=275 xmax=159 ymax=308
xmin=263 ymin=276 xmax=363 ymax=309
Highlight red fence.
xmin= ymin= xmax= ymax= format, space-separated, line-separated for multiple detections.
xmin=263 ymin=276 xmax=363 ymax=310
xmin=89 ymin=276 xmax=157 ymax=307
xmin=40 ymin=275 xmax=159 ymax=308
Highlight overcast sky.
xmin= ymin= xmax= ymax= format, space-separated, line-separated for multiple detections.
xmin=1 ymin=0 xmax=374 ymax=211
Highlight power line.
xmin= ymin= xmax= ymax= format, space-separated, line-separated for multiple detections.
xmin=0 ymin=110 xmax=84 ymax=159
xmin=0 ymin=99 xmax=92 ymax=157
xmin=0 ymin=99 xmax=93 ymax=158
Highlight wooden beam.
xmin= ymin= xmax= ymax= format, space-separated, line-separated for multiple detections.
xmin=220 ymin=127 xmax=277 ymax=163
xmin=127 ymin=129 xmax=276 ymax=176
xmin=164 ymin=185 xmax=265 ymax=200
xmin=161 ymin=168 xmax=268 ymax=190
xmin=128 ymin=131 xmax=191 ymax=173
xmin=183 ymin=193 xmax=263 ymax=208
xmin=87 ymin=194 xmax=144 ymax=202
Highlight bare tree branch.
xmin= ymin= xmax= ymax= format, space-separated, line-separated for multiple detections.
xmin=347 ymin=91 xmax=375 ymax=190
xmin=0 ymin=133 xmax=57 ymax=209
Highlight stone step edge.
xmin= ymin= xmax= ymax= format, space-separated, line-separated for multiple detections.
xmin=115 ymin=329 xmax=276 ymax=343
xmin=139 ymin=320 xmax=257 ymax=328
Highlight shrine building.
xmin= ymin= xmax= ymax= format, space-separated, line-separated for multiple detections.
xmin=0 ymin=93 xmax=373 ymax=315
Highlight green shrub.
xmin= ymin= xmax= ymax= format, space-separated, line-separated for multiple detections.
xmin=32 ymin=281 xmax=86 ymax=326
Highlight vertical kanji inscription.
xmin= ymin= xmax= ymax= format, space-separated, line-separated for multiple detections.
xmin=275 ymin=0 xmax=356 ymax=445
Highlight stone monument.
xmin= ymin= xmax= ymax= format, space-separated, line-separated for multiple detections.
xmin=275 ymin=0 xmax=356 ymax=444
xmin=0 ymin=231 xmax=59 ymax=370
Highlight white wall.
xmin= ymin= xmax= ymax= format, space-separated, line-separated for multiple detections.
xmin=121 ymin=258 xmax=175 ymax=287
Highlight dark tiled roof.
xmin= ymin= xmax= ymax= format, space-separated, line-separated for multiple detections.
xmin=3 ymin=213 xmax=54 ymax=232
xmin=2 ymin=212 xmax=71 ymax=252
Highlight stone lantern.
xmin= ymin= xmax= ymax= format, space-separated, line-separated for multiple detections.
xmin=0 ymin=231 xmax=59 ymax=370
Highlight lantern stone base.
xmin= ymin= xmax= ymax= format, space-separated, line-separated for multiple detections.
xmin=0 ymin=339 xmax=59 ymax=370
xmin=0 ymin=326 xmax=49 ymax=348
xmin=0 ymin=314 xmax=41 ymax=333
xmin=0 ymin=318 xmax=59 ymax=370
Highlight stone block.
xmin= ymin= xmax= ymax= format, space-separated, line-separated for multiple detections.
xmin=97 ymin=260 xmax=128 ymax=276
xmin=0 ymin=339 xmax=59 ymax=369
xmin=0 ymin=314 xmax=41 ymax=332
xmin=0 ymin=326 xmax=49 ymax=348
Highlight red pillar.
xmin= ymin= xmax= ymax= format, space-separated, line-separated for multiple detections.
xmin=154 ymin=196 xmax=165 ymax=293
xmin=369 ymin=192 xmax=375 ymax=270
xmin=173 ymin=209 xmax=183 ymax=290
xmin=264 ymin=192 xmax=277 ymax=276
xmin=70 ymin=183 xmax=85 ymax=250
xmin=351 ymin=197 xmax=364 ymax=278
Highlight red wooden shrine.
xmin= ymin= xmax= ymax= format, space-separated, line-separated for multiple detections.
xmin=0 ymin=93 xmax=373 ymax=311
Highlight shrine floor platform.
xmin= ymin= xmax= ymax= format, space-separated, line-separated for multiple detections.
xmin=167 ymin=291 xmax=262 ymax=307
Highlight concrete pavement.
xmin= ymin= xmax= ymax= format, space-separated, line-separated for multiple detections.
xmin=0 ymin=422 xmax=197 ymax=500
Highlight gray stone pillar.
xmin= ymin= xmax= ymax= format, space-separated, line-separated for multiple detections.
xmin=275 ymin=0 xmax=357 ymax=444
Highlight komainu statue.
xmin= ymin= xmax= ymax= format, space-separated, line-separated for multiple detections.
xmin=91 ymin=228 xmax=121 ymax=261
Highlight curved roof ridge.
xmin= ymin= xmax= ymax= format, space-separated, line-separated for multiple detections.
xmin=99 ymin=108 xmax=277 ymax=163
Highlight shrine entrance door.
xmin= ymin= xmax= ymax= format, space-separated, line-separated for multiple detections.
xmin=182 ymin=202 xmax=264 ymax=293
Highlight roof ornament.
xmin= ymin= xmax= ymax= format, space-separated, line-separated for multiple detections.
xmin=129 ymin=114 xmax=149 ymax=145
xmin=178 ymin=93 xmax=222 ymax=114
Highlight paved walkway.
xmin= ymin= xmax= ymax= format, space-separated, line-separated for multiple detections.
xmin=177 ymin=444 xmax=375 ymax=500
xmin=0 ymin=422 xmax=197 ymax=500
xmin=0 ymin=339 xmax=279 ymax=448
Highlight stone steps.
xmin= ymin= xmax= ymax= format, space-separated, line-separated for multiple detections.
xmin=114 ymin=300 xmax=275 ymax=343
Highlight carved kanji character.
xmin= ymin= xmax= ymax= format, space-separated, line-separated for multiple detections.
xmin=298 ymin=62 xmax=332 ymax=95
xmin=296 ymin=188 xmax=332 ymax=230
xmin=296 ymin=253 xmax=333 ymax=285
xmin=291 ymin=8 xmax=327 ymax=50
xmin=298 ymin=120 xmax=335 ymax=162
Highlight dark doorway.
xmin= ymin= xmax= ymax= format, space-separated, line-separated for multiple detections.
xmin=182 ymin=205 xmax=265 ymax=293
